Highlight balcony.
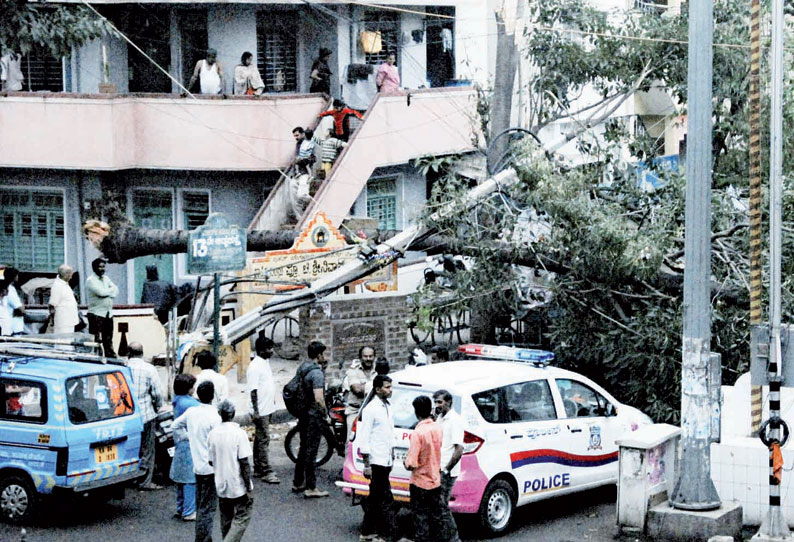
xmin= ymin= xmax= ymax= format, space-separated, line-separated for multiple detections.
xmin=0 ymin=92 xmax=328 ymax=171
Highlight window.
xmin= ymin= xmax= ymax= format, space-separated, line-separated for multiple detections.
xmin=556 ymin=379 xmax=612 ymax=418
xmin=363 ymin=12 xmax=400 ymax=66
xmin=472 ymin=387 xmax=506 ymax=424
xmin=21 ymin=47 xmax=63 ymax=92
xmin=367 ymin=177 xmax=397 ymax=230
xmin=257 ymin=12 xmax=297 ymax=92
xmin=66 ymin=372 xmax=134 ymax=424
xmin=0 ymin=189 xmax=64 ymax=271
xmin=182 ymin=191 xmax=210 ymax=230
xmin=504 ymin=380 xmax=557 ymax=422
xmin=390 ymin=387 xmax=434 ymax=429
xmin=1 ymin=379 xmax=46 ymax=423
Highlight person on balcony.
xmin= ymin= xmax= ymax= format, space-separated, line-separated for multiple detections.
xmin=186 ymin=49 xmax=224 ymax=95
xmin=318 ymin=99 xmax=362 ymax=142
xmin=376 ymin=52 xmax=400 ymax=94
xmin=0 ymin=50 xmax=23 ymax=92
xmin=309 ymin=48 xmax=332 ymax=95
xmin=233 ymin=52 xmax=264 ymax=96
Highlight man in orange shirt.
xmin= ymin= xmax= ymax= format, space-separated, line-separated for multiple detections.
xmin=403 ymin=395 xmax=444 ymax=542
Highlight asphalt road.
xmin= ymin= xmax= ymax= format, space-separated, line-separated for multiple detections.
xmin=0 ymin=432 xmax=623 ymax=542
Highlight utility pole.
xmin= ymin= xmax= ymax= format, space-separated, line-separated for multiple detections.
xmin=669 ymin=0 xmax=721 ymax=511
xmin=755 ymin=0 xmax=790 ymax=537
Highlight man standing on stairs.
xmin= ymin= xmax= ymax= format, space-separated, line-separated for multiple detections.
xmin=318 ymin=99 xmax=362 ymax=142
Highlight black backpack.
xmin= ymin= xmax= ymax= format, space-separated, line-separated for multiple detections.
xmin=282 ymin=363 xmax=318 ymax=417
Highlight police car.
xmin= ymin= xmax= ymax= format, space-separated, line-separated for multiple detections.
xmin=0 ymin=340 xmax=144 ymax=523
xmin=340 ymin=344 xmax=652 ymax=535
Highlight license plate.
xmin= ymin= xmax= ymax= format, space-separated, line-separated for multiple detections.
xmin=393 ymin=448 xmax=408 ymax=462
xmin=94 ymin=444 xmax=118 ymax=464
xmin=167 ymin=446 xmax=175 ymax=458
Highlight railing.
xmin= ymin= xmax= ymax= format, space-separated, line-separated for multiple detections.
xmin=0 ymin=92 xmax=328 ymax=170
xmin=298 ymin=87 xmax=479 ymax=229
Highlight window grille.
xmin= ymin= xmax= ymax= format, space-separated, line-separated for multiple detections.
xmin=257 ymin=12 xmax=298 ymax=92
xmin=22 ymin=47 xmax=63 ymax=92
xmin=0 ymin=189 xmax=64 ymax=271
xmin=363 ymin=12 xmax=400 ymax=66
xmin=366 ymin=178 xmax=397 ymax=230
xmin=182 ymin=192 xmax=210 ymax=230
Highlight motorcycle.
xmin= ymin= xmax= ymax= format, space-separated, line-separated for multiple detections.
xmin=284 ymin=385 xmax=347 ymax=467
xmin=153 ymin=409 xmax=175 ymax=485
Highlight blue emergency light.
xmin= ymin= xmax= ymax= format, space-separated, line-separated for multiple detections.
xmin=458 ymin=344 xmax=555 ymax=366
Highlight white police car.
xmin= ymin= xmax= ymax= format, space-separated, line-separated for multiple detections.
xmin=341 ymin=344 xmax=652 ymax=535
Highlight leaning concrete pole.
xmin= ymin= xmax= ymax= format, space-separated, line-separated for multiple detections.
xmin=669 ymin=0 xmax=721 ymax=511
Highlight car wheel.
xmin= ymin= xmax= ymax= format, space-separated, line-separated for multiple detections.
xmin=478 ymin=479 xmax=515 ymax=536
xmin=0 ymin=474 xmax=37 ymax=523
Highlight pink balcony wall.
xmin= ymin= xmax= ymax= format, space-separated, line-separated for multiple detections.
xmin=0 ymin=93 xmax=328 ymax=171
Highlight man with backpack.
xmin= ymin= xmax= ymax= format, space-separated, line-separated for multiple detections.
xmin=287 ymin=340 xmax=330 ymax=498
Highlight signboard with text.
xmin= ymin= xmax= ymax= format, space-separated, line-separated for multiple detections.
xmin=247 ymin=212 xmax=397 ymax=292
xmin=187 ymin=213 xmax=247 ymax=275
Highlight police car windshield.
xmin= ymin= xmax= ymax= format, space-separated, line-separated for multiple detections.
xmin=66 ymin=372 xmax=134 ymax=424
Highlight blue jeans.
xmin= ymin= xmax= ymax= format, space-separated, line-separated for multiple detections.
xmin=176 ymin=482 xmax=196 ymax=517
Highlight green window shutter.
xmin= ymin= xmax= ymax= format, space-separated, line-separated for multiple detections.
xmin=0 ymin=189 xmax=64 ymax=272
xmin=366 ymin=178 xmax=397 ymax=230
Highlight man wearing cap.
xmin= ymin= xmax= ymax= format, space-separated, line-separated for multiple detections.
xmin=86 ymin=257 xmax=118 ymax=357
xmin=208 ymin=400 xmax=254 ymax=542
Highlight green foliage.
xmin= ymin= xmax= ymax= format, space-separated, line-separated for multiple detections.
xmin=0 ymin=1 xmax=112 ymax=58
xmin=415 ymin=0 xmax=794 ymax=423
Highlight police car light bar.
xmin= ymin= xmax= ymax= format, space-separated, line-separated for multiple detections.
xmin=458 ymin=344 xmax=555 ymax=366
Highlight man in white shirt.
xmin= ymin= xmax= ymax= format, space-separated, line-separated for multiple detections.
xmin=172 ymin=380 xmax=222 ymax=542
xmin=194 ymin=350 xmax=229 ymax=406
xmin=208 ymin=400 xmax=254 ymax=542
xmin=3 ymin=268 xmax=25 ymax=334
xmin=357 ymin=375 xmax=395 ymax=542
xmin=433 ymin=389 xmax=464 ymax=542
xmin=343 ymin=346 xmax=376 ymax=439
xmin=49 ymin=264 xmax=80 ymax=334
xmin=247 ymin=334 xmax=279 ymax=484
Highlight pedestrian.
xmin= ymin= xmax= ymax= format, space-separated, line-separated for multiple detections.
xmin=172 ymin=380 xmax=222 ymax=542
xmin=357 ymin=375 xmax=396 ymax=542
xmin=233 ymin=51 xmax=264 ymax=96
xmin=320 ymin=137 xmax=347 ymax=178
xmin=317 ymin=99 xmax=363 ymax=142
xmin=126 ymin=342 xmax=165 ymax=490
xmin=48 ymin=264 xmax=80 ymax=334
xmin=309 ymin=47 xmax=332 ymax=95
xmin=2 ymin=268 xmax=26 ymax=335
xmin=247 ymin=333 xmax=280 ymax=484
xmin=208 ymin=400 xmax=254 ymax=542
xmin=292 ymin=340 xmax=330 ymax=498
xmin=186 ymin=48 xmax=224 ymax=95
xmin=0 ymin=50 xmax=23 ymax=92
xmin=403 ymin=395 xmax=444 ymax=542
xmin=0 ymin=280 xmax=11 ymax=337
xmin=140 ymin=265 xmax=176 ymax=324
xmin=433 ymin=389 xmax=463 ymax=542
xmin=170 ymin=373 xmax=200 ymax=521
xmin=86 ymin=257 xmax=118 ymax=357
xmin=343 ymin=346 xmax=376 ymax=439
xmin=357 ymin=357 xmax=391 ymax=420
xmin=375 ymin=52 xmax=400 ymax=94
xmin=292 ymin=126 xmax=316 ymax=175
xmin=194 ymin=350 xmax=229 ymax=406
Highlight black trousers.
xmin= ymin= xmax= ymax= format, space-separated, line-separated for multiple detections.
xmin=361 ymin=465 xmax=395 ymax=538
xmin=87 ymin=313 xmax=115 ymax=358
xmin=410 ymin=484 xmax=444 ymax=542
xmin=293 ymin=412 xmax=323 ymax=490
xmin=195 ymin=473 xmax=218 ymax=542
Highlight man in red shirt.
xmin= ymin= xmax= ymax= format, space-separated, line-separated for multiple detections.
xmin=403 ymin=395 xmax=444 ymax=542
xmin=318 ymin=99 xmax=363 ymax=141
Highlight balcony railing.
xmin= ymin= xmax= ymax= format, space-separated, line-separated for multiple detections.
xmin=0 ymin=92 xmax=328 ymax=171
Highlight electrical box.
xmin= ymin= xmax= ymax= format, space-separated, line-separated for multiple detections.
xmin=616 ymin=424 xmax=681 ymax=534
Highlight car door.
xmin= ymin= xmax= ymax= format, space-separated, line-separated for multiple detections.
xmin=554 ymin=378 xmax=620 ymax=486
xmin=499 ymin=379 xmax=570 ymax=504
